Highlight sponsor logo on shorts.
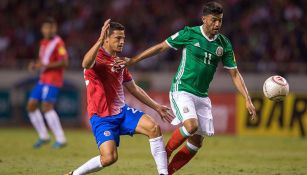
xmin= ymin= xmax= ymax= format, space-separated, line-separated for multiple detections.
xmin=104 ymin=131 xmax=111 ymax=136
xmin=183 ymin=107 xmax=189 ymax=113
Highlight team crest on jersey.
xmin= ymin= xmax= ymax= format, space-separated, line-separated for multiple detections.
xmin=183 ymin=107 xmax=189 ymax=113
xmin=104 ymin=131 xmax=111 ymax=136
xmin=216 ymin=46 xmax=223 ymax=57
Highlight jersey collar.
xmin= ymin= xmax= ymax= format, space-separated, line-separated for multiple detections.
xmin=200 ymin=25 xmax=217 ymax=42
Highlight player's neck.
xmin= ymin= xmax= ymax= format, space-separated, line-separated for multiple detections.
xmin=202 ymin=26 xmax=215 ymax=40
xmin=102 ymin=45 xmax=117 ymax=57
xmin=44 ymin=34 xmax=56 ymax=40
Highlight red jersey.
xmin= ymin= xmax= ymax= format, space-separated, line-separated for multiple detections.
xmin=84 ymin=47 xmax=133 ymax=118
xmin=39 ymin=35 xmax=68 ymax=87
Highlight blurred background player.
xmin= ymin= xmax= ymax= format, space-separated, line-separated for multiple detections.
xmin=68 ymin=19 xmax=172 ymax=175
xmin=116 ymin=1 xmax=256 ymax=174
xmin=27 ymin=17 xmax=69 ymax=149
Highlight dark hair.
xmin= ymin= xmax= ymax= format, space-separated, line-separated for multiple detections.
xmin=203 ymin=1 xmax=223 ymax=16
xmin=108 ymin=22 xmax=125 ymax=35
xmin=43 ymin=17 xmax=57 ymax=25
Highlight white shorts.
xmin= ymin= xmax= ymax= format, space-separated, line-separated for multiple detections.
xmin=169 ymin=91 xmax=214 ymax=136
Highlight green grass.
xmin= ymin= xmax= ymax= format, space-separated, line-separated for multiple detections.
xmin=0 ymin=128 xmax=307 ymax=175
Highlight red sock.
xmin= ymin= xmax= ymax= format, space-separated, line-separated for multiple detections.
xmin=168 ymin=144 xmax=197 ymax=175
xmin=165 ymin=127 xmax=189 ymax=158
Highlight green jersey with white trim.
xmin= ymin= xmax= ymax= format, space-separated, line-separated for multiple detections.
xmin=166 ymin=25 xmax=237 ymax=97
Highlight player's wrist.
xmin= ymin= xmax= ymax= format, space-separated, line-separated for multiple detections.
xmin=245 ymin=96 xmax=252 ymax=102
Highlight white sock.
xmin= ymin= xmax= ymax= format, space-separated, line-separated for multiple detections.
xmin=149 ymin=136 xmax=168 ymax=175
xmin=73 ymin=155 xmax=103 ymax=175
xmin=28 ymin=109 xmax=49 ymax=140
xmin=44 ymin=109 xmax=66 ymax=143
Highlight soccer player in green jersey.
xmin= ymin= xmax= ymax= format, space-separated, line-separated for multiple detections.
xmin=116 ymin=1 xmax=256 ymax=174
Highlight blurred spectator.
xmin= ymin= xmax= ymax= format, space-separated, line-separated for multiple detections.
xmin=0 ymin=0 xmax=306 ymax=73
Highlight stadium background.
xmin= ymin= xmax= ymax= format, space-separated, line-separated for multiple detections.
xmin=0 ymin=0 xmax=306 ymax=174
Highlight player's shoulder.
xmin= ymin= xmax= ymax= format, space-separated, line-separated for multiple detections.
xmin=55 ymin=36 xmax=65 ymax=44
xmin=217 ymin=34 xmax=232 ymax=48
xmin=185 ymin=26 xmax=201 ymax=33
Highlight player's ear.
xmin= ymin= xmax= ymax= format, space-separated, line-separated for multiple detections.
xmin=201 ymin=16 xmax=206 ymax=24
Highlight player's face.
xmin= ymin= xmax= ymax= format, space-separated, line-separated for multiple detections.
xmin=202 ymin=14 xmax=223 ymax=36
xmin=106 ymin=30 xmax=125 ymax=53
xmin=41 ymin=23 xmax=56 ymax=39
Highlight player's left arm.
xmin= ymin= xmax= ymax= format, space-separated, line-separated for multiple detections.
xmin=228 ymin=68 xmax=256 ymax=120
xmin=124 ymin=80 xmax=173 ymax=123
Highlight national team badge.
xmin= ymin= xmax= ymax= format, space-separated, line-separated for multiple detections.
xmin=183 ymin=107 xmax=189 ymax=113
xmin=104 ymin=131 xmax=111 ymax=136
xmin=216 ymin=46 xmax=223 ymax=57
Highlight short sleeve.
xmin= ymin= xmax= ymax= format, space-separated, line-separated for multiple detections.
xmin=222 ymin=42 xmax=237 ymax=69
xmin=56 ymin=41 xmax=68 ymax=60
xmin=165 ymin=27 xmax=190 ymax=50
xmin=123 ymin=68 xmax=133 ymax=82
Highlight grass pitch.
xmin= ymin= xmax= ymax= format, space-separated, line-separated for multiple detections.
xmin=0 ymin=128 xmax=306 ymax=175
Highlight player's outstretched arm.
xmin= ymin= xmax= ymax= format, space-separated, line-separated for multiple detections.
xmin=116 ymin=41 xmax=170 ymax=67
xmin=82 ymin=19 xmax=110 ymax=69
xmin=124 ymin=80 xmax=173 ymax=123
xmin=228 ymin=68 xmax=256 ymax=120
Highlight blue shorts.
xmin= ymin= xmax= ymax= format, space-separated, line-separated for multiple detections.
xmin=90 ymin=104 xmax=144 ymax=148
xmin=29 ymin=83 xmax=60 ymax=103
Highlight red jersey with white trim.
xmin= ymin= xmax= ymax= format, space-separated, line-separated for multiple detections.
xmin=84 ymin=47 xmax=133 ymax=118
xmin=39 ymin=35 xmax=68 ymax=87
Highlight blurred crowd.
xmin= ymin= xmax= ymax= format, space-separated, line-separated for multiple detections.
xmin=0 ymin=0 xmax=306 ymax=73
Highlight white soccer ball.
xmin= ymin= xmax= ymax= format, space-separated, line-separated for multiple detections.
xmin=263 ymin=75 xmax=289 ymax=101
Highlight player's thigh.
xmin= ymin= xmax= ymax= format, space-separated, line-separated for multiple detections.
xmin=118 ymin=105 xmax=152 ymax=137
xmin=41 ymin=84 xmax=59 ymax=103
xmin=98 ymin=140 xmax=118 ymax=166
xmin=90 ymin=115 xmax=121 ymax=147
xmin=169 ymin=91 xmax=197 ymax=124
xmin=187 ymin=134 xmax=204 ymax=148
xmin=27 ymin=99 xmax=39 ymax=112
xmin=134 ymin=114 xmax=161 ymax=137
xmin=27 ymin=83 xmax=43 ymax=111
xmin=195 ymin=97 xmax=214 ymax=136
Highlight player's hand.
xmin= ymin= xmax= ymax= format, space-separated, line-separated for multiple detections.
xmin=246 ymin=99 xmax=256 ymax=120
xmin=156 ymin=105 xmax=174 ymax=123
xmin=99 ymin=19 xmax=111 ymax=41
xmin=28 ymin=61 xmax=36 ymax=72
xmin=28 ymin=61 xmax=45 ymax=72
xmin=114 ymin=57 xmax=131 ymax=68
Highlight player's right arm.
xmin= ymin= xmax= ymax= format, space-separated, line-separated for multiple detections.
xmin=124 ymin=41 xmax=170 ymax=66
xmin=116 ymin=26 xmax=190 ymax=67
xmin=82 ymin=19 xmax=110 ymax=69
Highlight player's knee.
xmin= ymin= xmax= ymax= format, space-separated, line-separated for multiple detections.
xmin=41 ymin=103 xmax=53 ymax=113
xmin=184 ymin=120 xmax=199 ymax=134
xmin=148 ymin=122 xmax=161 ymax=138
xmin=101 ymin=153 xmax=118 ymax=166
xmin=27 ymin=101 xmax=37 ymax=112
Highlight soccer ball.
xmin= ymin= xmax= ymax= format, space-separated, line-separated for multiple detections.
xmin=263 ymin=75 xmax=289 ymax=101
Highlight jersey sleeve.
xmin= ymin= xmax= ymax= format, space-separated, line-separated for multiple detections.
xmin=123 ymin=68 xmax=133 ymax=82
xmin=165 ymin=27 xmax=190 ymax=50
xmin=222 ymin=42 xmax=237 ymax=69
xmin=56 ymin=41 xmax=68 ymax=61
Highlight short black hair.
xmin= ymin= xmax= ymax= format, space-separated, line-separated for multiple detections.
xmin=203 ymin=1 xmax=223 ymax=16
xmin=108 ymin=22 xmax=125 ymax=35
xmin=43 ymin=17 xmax=57 ymax=25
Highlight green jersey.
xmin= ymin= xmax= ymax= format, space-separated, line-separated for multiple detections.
xmin=166 ymin=26 xmax=237 ymax=97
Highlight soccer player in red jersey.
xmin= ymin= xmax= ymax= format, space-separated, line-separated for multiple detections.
xmin=67 ymin=19 xmax=172 ymax=175
xmin=27 ymin=17 xmax=69 ymax=149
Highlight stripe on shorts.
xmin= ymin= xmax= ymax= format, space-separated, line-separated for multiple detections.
xmin=170 ymin=93 xmax=183 ymax=121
